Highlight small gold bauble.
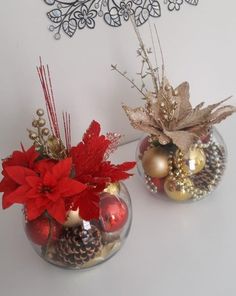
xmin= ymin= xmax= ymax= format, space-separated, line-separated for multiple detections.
xmin=34 ymin=142 xmax=41 ymax=150
xmin=104 ymin=183 xmax=120 ymax=195
xmin=36 ymin=109 xmax=44 ymax=117
xmin=142 ymin=147 xmax=169 ymax=178
xmin=165 ymin=85 xmax=171 ymax=91
xmin=164 ymin=177 xmax=193 ymax=201
xmin=173 ymin=89 xmax=179 ymax=96
xmin=175 ymin=147 xmax=206 ymax=175
xmin=38 ymin=118 xmax=46 ymax=127
xmin=29 ymin=132 xmax=38 ymax=140
xmin=63 ymin=209 xmax=82 ymax=227
xmin=32 ymin=120 xmax=38 ymax=128
xmin=42 ymin=128 xmax=50 ymax=136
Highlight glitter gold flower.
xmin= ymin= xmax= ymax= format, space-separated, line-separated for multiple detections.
xmin=113 ymin=20 xmax=236 ymax=154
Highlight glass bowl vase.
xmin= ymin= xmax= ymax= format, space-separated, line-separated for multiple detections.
xmin=23 ymin=182 xmax=132 ymax=270
xmin=136 ymin=128 xmax=227 ymax=202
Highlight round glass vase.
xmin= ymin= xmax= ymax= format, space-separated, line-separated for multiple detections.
xmin=136 ymin=128 xmax=227 ymax=202
xmin=23 ymin=182 xmax=132 ymax=270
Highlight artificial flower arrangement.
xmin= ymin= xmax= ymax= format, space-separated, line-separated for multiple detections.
xmin=112 ymin=21 xmax=236 ymax=202
xmin=0 ymin=60 xmax=135 ymax=269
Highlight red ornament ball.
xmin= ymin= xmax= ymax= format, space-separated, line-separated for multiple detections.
xmin=100 ymin=193 xmax=128 ymax=233
xmin=139 ymin=136 xmax=150 ymax=155
xmin=25 ymin=216 xmax=61 ymax=246
xmin=200 ymin=132 xmax=211 ymax=144
xmin=151 ymin=177 xmax=165 ymax=192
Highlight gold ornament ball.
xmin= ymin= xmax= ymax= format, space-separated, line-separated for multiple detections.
xmin=175 ymin=147 xmax=206 ymax=175
xmin=142 ymin=147 xmax=169 ymax=178
xmin=42 ymin=128 xmax=50 ymax=136
xmin=164 ymin=177 xmax=193 ymax=201
xmin=32 ymin=120 xmax=38 ymax=128
xmin=36 ymin=109 xmax=44 ymax=117
xmin=38 ymin=118 xmax=46 ymax=127
xmin=34 ymin=142 xmax=41 ymax=150
xmin=173 ymin=89 xmax=179 ymax=96
xmin=63 ymin=209 xmax=82 ymax=227
xmin=165 ymin=85 xmax=172 ymax=91
xmin=29 ymin=132 xmax=38 ymax=140
xmin=103 ymin=183 xmax=120 ymax=196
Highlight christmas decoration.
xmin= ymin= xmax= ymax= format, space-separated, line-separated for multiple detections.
xmin=139 ymin=136 xmax=150 ymax=155
xmin=113 ymin=20 xmax=234 ymax=202
xmin=164 ymin=176 xmax=193 ymax=201
xmin=100 ymin=193 xmax=129 ymax=233
xmin=174 ymin=147 xmax=206 ymax=175
xmin=25 ymin=215 xmax=61 ymax=246
xmin=0 ymin=60 xmax=135 ymax=269
xmin=56 ymin=225 xmax=102 ymax=267
xmin=150 ymin=177 xmax=165 ymax=193
xmin=63 ymin=209 xmax=82 ymax=228
xmin=103 ymin=183 xmax=121 ymax=196
xmin=81 ymin=240 xmax=121 ymax=268
xmin=142 ymin=147 xmax=169 ymax=178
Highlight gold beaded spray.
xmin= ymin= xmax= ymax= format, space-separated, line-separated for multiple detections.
xmin=28 ymin=109 xmax=50 ymax=149
xmin=27 ymin=59 xmax=71 ymax=160
xmin=28 ymin=108 xmax=67 ymax=160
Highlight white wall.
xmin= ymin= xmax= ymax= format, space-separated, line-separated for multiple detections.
xmin=0 ymin=0 xmax=236 ymax=158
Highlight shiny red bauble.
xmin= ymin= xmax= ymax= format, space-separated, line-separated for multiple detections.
xmin=200 ymin=132 xmax=211 ymax=144
xmin=100 ymin=193 xmax=128 ymax=233
xmin=139 ymin=136 xmax=150 ymax=155
xmin=25 ymin=215 xmax=62 ymax=246
xmin=151 ymin=177 xmax=165 ymax=192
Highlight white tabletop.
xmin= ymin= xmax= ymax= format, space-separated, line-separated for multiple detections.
xmin=1 ymin=130 xmax=236 ymax=296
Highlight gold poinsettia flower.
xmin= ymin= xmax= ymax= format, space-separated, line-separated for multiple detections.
xmin=123 ymin=78 xmax=236 ymax=153
xmin=112 ymin=21 xmax=236 ymax=154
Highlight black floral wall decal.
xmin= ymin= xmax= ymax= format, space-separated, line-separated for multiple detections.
xmin=166 ymin=0 xmax=198 ymax=12
xmin=167 ymin=0 xmax=183 ymax=11
xmin=43 ymin=0 xmax=199 ymax=39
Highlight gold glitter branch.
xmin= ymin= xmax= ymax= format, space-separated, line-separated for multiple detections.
xmin=111 ymin=64 xmax=147 ymax=99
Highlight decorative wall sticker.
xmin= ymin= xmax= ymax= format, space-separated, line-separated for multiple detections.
xmin=166 ymin=0 xmax=198 ymax=12
xmin=167 ymin=0 xmax=184 ymax=11
xmin=43 ymin=0 xmax=199 ymax=39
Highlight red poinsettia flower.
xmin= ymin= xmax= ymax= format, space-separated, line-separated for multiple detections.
xmin=2 ymin=158 xmax=87 ymax=224
xmin=71 ymin=121 xmax=111 ymax=184
xmin=0 ymin=146 xmax=39 ymax=209
xmin=3 ymin=145 xmax=39 ymax=169
xmin=72 ymin=188 xmax=100 ymax=221
xmin=70 ymin=121 xmax=136 ymax=221
xmin=71 ymin=121 xmax=135 ymax=185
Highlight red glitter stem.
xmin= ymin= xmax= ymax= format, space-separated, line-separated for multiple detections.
xmin=63 ymin=112 xmax=72 ymax=152
xmin=37 ymin=58 xmax=61 ymax=139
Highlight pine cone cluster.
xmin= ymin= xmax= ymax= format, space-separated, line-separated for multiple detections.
xmin=56 ymin=224 xmax=102 ymax=267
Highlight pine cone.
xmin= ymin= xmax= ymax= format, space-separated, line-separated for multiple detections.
xmin=191 ymin=143 xmax=225 ymax=192
xmin=56 ymin=225 xmax=102 ymax=267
